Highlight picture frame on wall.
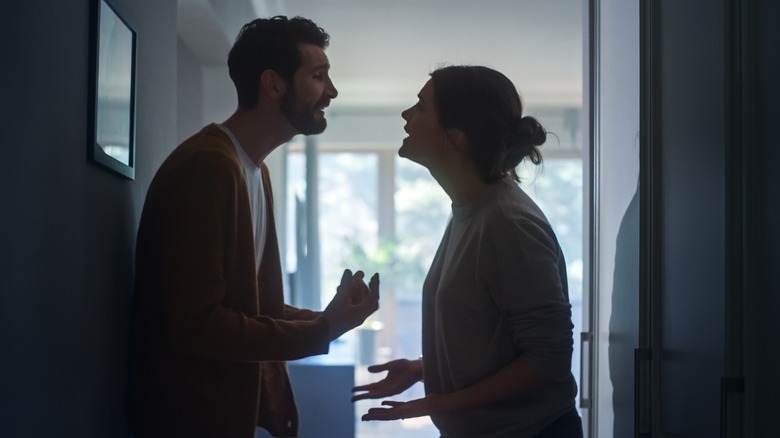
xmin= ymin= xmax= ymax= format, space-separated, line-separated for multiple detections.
xmin=88 ymin=0 xmax=136 ymax=180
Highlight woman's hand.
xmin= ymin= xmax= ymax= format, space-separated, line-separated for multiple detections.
xmin=360 ymin=394 xmax=446 ymax=421
xmin=351 ymin=358 xmax=423 ymax=402
xmin=359 ymin=357 xmax=554 ymax=422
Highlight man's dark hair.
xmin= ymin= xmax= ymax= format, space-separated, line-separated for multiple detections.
xmin=228 ymin=16 xmax=329 ymax=109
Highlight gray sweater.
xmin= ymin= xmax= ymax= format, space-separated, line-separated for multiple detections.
xmin=422 ymin=177 xmax=577 ymax=437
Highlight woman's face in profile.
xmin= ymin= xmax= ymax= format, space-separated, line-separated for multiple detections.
xmin=399 ymin=80 xmax=451 ymax=168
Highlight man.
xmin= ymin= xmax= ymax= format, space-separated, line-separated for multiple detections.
xmin=129 ymin=16 xmax=379 ymax=438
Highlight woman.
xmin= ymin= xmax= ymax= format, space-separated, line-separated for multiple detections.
xmin=352 ymin=66 xmax=581 ymax=437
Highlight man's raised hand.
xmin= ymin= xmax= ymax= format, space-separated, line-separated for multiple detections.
xmin=322 ymin=269 xmax=380 ymax=340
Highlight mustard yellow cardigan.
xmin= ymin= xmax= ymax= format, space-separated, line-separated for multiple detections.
xmin=129 ymin=124 xmax=331 ymax=437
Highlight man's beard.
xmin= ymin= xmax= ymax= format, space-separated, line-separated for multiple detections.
xmin=280 ymin=88 xmax=328 ymax=135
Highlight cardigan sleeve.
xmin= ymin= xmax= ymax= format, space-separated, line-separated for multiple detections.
xmin=284 ymin=305 xmax=323 ymax=321
xmin=138 ymin=142 xmax=330 ymax=362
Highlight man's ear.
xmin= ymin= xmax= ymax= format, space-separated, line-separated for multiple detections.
xmin=259 ymin=70 xmax=287 ymax=101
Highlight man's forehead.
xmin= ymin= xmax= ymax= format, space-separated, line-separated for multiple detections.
xmin=298 ymin=43 xmax=329 ymax=67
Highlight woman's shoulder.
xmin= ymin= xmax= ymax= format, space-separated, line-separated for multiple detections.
xmin=492 ymin=180 xmax=549 ymax=224
xmin=479 ymin=181 xmax=558 ymax=247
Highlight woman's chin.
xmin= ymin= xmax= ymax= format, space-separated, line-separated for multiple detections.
xmin=398 ymin=143 xmax=409 ymax=158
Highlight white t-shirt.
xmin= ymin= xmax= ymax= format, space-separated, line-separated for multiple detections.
xmin=218 ymin=124 xmax=267 ymax=275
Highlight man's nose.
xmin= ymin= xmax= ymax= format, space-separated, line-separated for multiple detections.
xmin=326 ymin=78 xmax=338 ymax=98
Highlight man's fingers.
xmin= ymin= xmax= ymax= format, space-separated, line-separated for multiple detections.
xmin=369 ymin=273 xmax=380 ymax=299
xmin=339 ymin=269 xmax=353 ymax=287
xmin=359 ymin=273 xmax=379 ymax=311
xmin=350 ymin=276 xmax=369 ymax=305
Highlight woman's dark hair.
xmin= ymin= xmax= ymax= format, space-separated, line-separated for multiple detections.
xmin=430 ymin=65 xmax=546 ymax=183
xmin=228 ymin=16 xmax=329 ymax=109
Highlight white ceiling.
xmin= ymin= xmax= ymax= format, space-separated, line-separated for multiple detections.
xmin=179 ymin=0 xmax=583 ymax=109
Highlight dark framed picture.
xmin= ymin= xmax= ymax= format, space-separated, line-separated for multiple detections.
xmin=88 ymin=0 xmax=137 ymax=179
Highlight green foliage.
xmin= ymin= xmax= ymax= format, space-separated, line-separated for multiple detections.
xmin=340 ymin=236 xmax=429 ymax=301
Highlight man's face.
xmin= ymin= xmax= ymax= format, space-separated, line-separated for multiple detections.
xmin=280 ymin=43 xmax=338 ymax=135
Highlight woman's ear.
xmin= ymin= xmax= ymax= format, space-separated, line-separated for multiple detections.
xmin=259 ymin=70 xmax=287 ymax=101
xmin=446 ymin=128 xmax=468 ymax=152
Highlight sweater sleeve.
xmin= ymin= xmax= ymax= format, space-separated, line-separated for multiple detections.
xmin=505 ymin=304 xmax=573 ymax=381
xmin=484 ymin=216 xmax=573 ymax=381
xmin=138 ymin=143 xmax=330 ymax=362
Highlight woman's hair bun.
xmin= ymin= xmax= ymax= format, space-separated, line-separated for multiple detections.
xmin=517 ymin=116 xmax=547 ymax=148
xmin=500 ymin=116 xmax=546 ymax=171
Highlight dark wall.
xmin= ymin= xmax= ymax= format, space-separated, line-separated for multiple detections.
xmin=176 ymin=38 xmax=205 ymax=145
xmin=650 ymin=0 xmax=780 ymax=435
xmin=750 ymin=0 xmax=780 ymax=434
xmin=0 ymin=0 xmax=176 ymax=436
xmin=655 ymin=1 xmax=726 ymax=436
